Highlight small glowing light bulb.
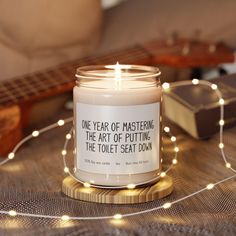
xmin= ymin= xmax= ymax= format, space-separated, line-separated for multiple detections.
xmin=61 ymin=215 xmax=70 ymax=221
xmin=8 ymin=152 xmax=15 ymax=160
xmin=172 ymin=159 xmax=178 ymax=165
xmin=226 ymin=163 xmax=231 ymax=168
xmin=219 ymin=99 xmax=224 ymax=105
xmin=127 ymin=184 xmax=136 ymax=189
xmin=66 ymin=134 xmax=72 ymax=140
xmin=32 ymin=130 xmax=39 ymax=137
xmin=113 ymin=214 xmax=122 ymax=220
xmin=162 ymin=82 xmax=170 ymax=90
xmin=219 ymin=120 xmax=224 ymax=126
xmin=58 ymin=120 xmax=65 ymax=126
xmin=61 ymin=150 xmax=67 ymax=155
xmin=83 ymin=182 xmax=91 ymax=188
xmin=160 ymin=172 xmax=166 ymax=178
xmin=174 ymin=147 xmax=179 ymax=152
xmin=219 ymin=143 xmax=224 ymax=149
xmin=192 ymin=78 xmax=199 ymax=85
xmin=64 ymin=167 xmax=69 ymax=173
xmin=163 ymin=202 xmax=172 ymax=209
xmin=171 ymin=136 xmax=176 ymax=142
xmin=211 ymin=84 xmax=217 ymax=90
xmin=8 ymin=210 xmax=17 ymax=216
xmin=206 ymin=183 xmax=214 ymax=190
xmin=164 ymin=126 xmax=170 ymax=133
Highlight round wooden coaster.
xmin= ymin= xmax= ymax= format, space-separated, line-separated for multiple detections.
xmin=62 ymin=176 xmax=173 ymax=204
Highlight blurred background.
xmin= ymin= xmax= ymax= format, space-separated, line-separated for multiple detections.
xmin=1 ymin=0 xmax=236 ymax=80
xmin=1 ymin=0 xmax=236 ymax=154
xmin=1 ymin=2 xmax=236 ymax=235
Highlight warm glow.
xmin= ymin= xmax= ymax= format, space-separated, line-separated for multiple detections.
xmin=8 ymin=210 xmax=17 ymax=216
xmin=164 ymin=126 xmax=170 ymax=133
xmin=32 ymin=130 xmax=39 ymax=137
xmin=115 ymin=62 xmax=121 ymax=80
xmin=0 ymin=76 xmax=233 ymax=223
xmin=61 ymin=150 xmax=67 ymax=155
xmin=163 ymin=202 xmax=172 ymax=209
xmin=206 ymin=183 xmax=214 ymax=190
xmin=192 ymin=79 xmax=199 ymax=85
xmin=105 ymin=64 xmax=131 ymax=70
xmin=8 ymin=152 xmax=15 ymax=160
xmin=58 ymin=120 xmax=65 ymax=126
xmin=219 ymin=143 xmax=224 ymax=149
xmin=113 ymin=214 xmax=122 ymax=220
xmin=219 ymin=120 xmax=224 ymax=126
xmin=114 ymin=62 xmax=121 ymax=90
xmin=160 ymin=172 xmax=166 ymax=178
xmin=211 ymin=84 xmax=218 ymax=90
xmin=127 ymin=184 xmax=136 ymax=189
xmin=172 ymin=159 xmax=178 ymax=165
xmin=219 ymin=99 xmax=225 ymax=105
xmin=83 ymin=182 xmax=91 ymax=188
xmin=61 ymin=215 xmax=70 ymax=221
xmin=171 ymin=136 xmax=176 ymax=142
xmin=174 ymin=147 xmax=179 ymax=152
xmin=162 ymin=82 xmax=170 ymax=90
xmin=226 ymin=163 xmax=231 ymax=168
xmin=64 ymin=167 xmax=69 ymax=173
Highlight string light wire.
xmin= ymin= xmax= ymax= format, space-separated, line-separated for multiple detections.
xmin=0 ymin=80 xmax=235 ymax=221
xmin=165 ymin=80 xmax=235 ymax=173
xmin=61 ymin=126 xmax=178 ymax=189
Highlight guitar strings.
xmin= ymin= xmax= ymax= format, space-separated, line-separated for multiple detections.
xmin=0 ymin=40 xmax=196 ymax=104
xmin=0 ymin=49 xmax=148 ymax=104
xmin=0 ymin=40 xmax=216 ymax=106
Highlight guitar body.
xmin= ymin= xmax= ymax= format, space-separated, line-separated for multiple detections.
xmin=0 ymin=105 xmax=22 ymax=156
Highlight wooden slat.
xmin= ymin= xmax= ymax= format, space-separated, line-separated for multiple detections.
xmin=62 ymin=175 xmax=173 ymax=204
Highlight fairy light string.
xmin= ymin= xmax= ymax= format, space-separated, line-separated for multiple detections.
xmin=61 ymin=126 xmax=178 ymax=190
xmin=0 ymin=79 xmax=235 ymax=221
xmin=163 ymin=79 xmax=236 ymax=173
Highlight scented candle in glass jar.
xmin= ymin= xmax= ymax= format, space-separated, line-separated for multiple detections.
xmin=73 ymin=64 xmax=162 ymax=186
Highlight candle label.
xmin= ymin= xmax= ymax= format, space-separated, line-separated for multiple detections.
xmin=76 ymin=102 xmax=160 ymax=175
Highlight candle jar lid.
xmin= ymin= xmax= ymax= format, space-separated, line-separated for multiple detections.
xmin=75 ymin=64 xmax=161 ymax=89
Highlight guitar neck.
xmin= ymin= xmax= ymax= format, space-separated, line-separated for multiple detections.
xmin=0 ymin=39 xmax=234 ymax=107
xmin=0 ymin=45 xmax=151 ymax=107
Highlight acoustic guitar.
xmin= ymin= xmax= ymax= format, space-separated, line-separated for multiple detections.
xmin=0 ymin=38 xmax=234 ymax=156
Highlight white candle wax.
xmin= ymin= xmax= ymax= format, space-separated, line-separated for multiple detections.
xmin=74 ymin=66 xmax=162 ymax=186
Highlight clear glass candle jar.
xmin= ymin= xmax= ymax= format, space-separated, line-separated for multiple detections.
xmin=73 ymin=64 xmax=162 ymax=187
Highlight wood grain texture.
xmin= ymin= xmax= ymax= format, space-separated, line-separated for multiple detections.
xmin=0 ymin=105 xmax=22 ymax=155
xmin=62 ymin=175 xmax=173 ymax=204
